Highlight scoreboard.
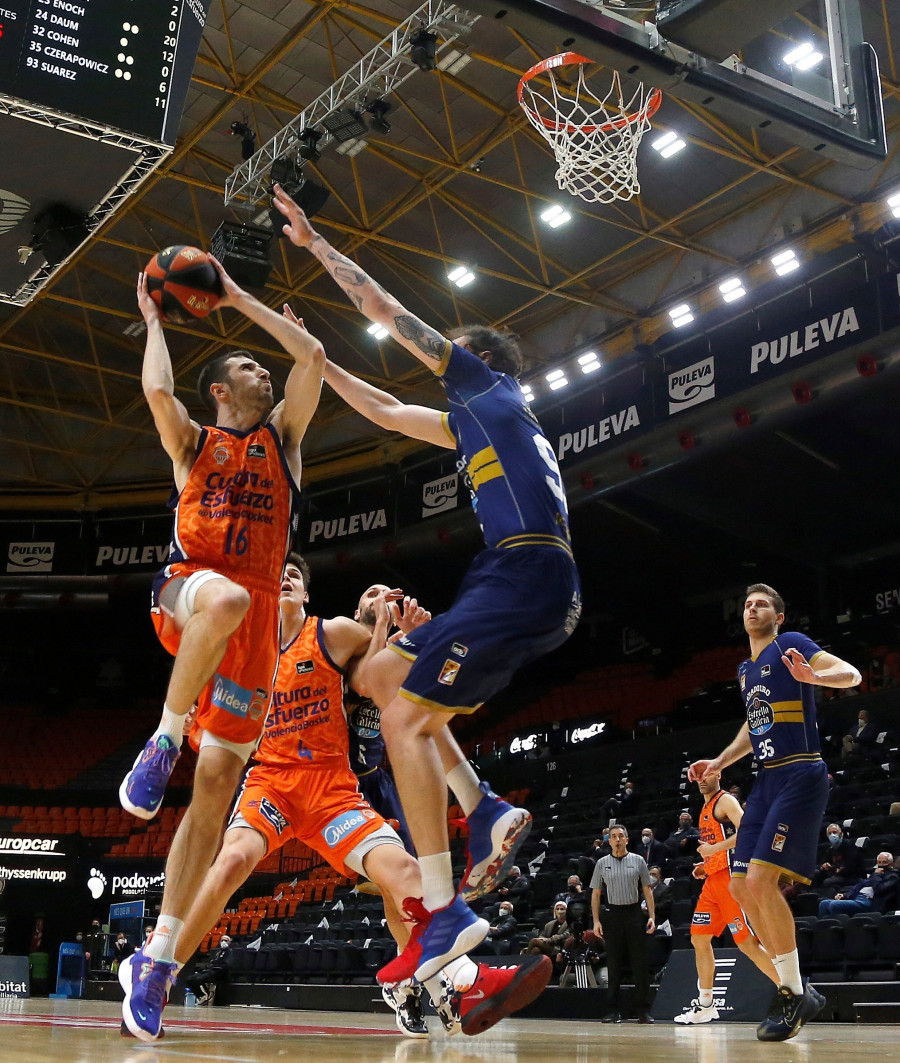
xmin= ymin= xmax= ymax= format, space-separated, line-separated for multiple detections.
xmin=0 ymin=0 xmax=210 ymax=145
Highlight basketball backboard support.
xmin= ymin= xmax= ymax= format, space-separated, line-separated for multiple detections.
xmin=464 ymin=0 xmax=886 ymax=167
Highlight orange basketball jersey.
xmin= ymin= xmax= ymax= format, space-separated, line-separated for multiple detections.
xmin=699 ymin=789 xmax=731 ymax=876
xmin=255 ymin=615 xmax=349 ymax=770
xmin=169 ymin=423 xmax=299 ymax=587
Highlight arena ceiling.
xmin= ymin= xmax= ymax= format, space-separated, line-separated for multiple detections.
xmin=1 ymin=1 xmax=900 ymax=602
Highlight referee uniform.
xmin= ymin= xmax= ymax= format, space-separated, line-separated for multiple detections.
xmin=590 ymin=845 xmax=653 ymax=1020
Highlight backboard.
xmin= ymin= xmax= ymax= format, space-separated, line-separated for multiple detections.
xmin=464 ymin=0 xmax=886 ymax=166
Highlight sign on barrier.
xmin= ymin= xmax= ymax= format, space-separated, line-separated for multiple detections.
xmin=651 ymin=946 xmax=774 ymax=1022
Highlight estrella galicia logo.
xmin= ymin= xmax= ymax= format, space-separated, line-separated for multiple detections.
xmin=248 ymin=444 xmax=266 ymax=459
xmin=668 ymin=356 xmax=715 ymax=415
xmin=322 ymin=809 xmax=369 ymax=848
xmin=212 ymin=674 xmax=257 ymax=718
xmin=295 ymin=660 xmax=315 ymax=675
xmin=747 ymin=695 xmax=774 ymax=735
xmin=259 ymin=798 xmax=289 ymax=836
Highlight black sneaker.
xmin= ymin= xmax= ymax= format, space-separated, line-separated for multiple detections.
xmin=601 ymin=1010 xmax=621 ymax=1024
xmin=756 ymin=982 xmax=825 ymax=1042
xmin=383 ymin=984 xmax=428 ymax=1038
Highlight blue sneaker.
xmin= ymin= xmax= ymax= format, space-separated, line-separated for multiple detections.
xmin=119 ymin=948 xmax=177 ymax=1042
xmin=378 ymin=896 xmax=488 ymax=985
xmin=459 ymin=782 xmax=531 ymax=901
xmin=756 ymin=980 xmax=826 ymax=1042
xmin=119 ymin=734 xmax=180 ymax=820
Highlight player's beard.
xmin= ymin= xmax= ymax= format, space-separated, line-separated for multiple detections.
xmin=360 ymin=606 xmax=377 ymax=628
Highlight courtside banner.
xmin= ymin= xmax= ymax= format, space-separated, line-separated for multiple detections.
xmin=89 ymin=516 xmax=172 ymax=573
xmin=395 ymin=454 xmax=463 ymax=528
xmin=652 ymin=947 xmax=774 ymax=1022
xmin=301 ymin=481 xmax=396 ymax=551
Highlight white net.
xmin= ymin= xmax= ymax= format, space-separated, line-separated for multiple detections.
xmin=518 ymin=54 xmax=660 ymax=205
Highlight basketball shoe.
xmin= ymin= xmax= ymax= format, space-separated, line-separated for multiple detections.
xmin=456 ymin=956 xmax=552 ymax=1036
xmin=756 ymin=980 xmax=825 ymax=1041
xmin=377 ymin=896 xmax=488 ymax=985
xmin=119 ymin=947 xmax=178 ymax=1042
xmin=382 ymin=984 xmax=428 ymax=1037
xmin=119 ymin=734 xmax=180 ymax=820
xmin=459 ymin=782 xmax=531 ymax=902
xmin=674 ymin=998 xmax=719 ymax=1024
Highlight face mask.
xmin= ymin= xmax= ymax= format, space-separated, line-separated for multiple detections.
xmin=828 ymin=833 xmax=841 ymax=845
xmin=650 ymin=876 xmax=660 ymax=884
xmin=625 ymin=788 xmax=633 ymax=794
xmin=642 ymin=834 xmax=651 ymax=842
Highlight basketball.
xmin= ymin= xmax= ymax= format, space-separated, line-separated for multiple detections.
xmin=144 ymin=245 xmax=223 ymax=322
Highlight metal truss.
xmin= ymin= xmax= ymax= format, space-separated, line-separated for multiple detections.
xmin=223 ymin=0 xmax=480 ymax=207
xmin=0 ymin=94 xmax=171 ymax=306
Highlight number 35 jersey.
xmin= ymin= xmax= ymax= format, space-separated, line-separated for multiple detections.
xmin=168 ymin=423 xmax=300 ymax=588
xmin=738 ymin=632 xmax=825 ymax=769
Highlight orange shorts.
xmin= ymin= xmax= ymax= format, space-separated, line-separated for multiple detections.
xmin=690 ymin=868 xmax=752 ymax=944
xmin=151 ymin=561 xmax=279 ymax=747
xmin=230 ymin=760 xmax=398 ymax=877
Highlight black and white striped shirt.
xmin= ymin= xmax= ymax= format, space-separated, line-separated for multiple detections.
xmin=590 ymin=851 xmax=650 ymax=906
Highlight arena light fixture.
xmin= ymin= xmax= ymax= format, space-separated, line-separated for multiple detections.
xmin=651 ymin=130 xmax=686 ymax=159
xmin=321 ymin=108 xmax=368 ymax=142
xmin=365 ymin=99 xmax=392 ymax=136
xmin=669 ymin=303 xmax=694 ymax=328
xmin=718 ymin=276 xmax=746 ymax=303
xmin=771 ymin=248 xmax=800 ymax=275
xmin=437 ymin=48 xmax=472 ymax=75
xmin=297 ymin=128 xmax=323 ymax=162
xmin=447 ymin=265 xmax=475 ymax=288
xmin=410 ymin=28 xmax=438 ymax=71
xmin=886 ymin=191 xmax=900 ymax=218
xmin=520 ymin=383 xmax=535 ymax=402
xmin=783 ymin=42 xmax=824 ymax=71
xmin=541 ymin=204 xmax=572 ymax=228
xmin=546 ymin=368 xmax=569 ymax=391
xmin=577 ymin=351 xmax=601 ymax=374
xmin=367 ymin=322 xmax=390 ymax=340
xmin=335 ymin=138 xmax=367 ymax=158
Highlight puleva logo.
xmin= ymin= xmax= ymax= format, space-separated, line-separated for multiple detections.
xmin=7 ymin=542 xmax=54 ymax=573
xmin=421 ymin=473 xmax=458 ymax=519
xmin=668 ymin=356 xmax=715 ymax=415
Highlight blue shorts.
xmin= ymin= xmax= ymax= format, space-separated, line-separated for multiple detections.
xmin=357 ymin=766 xmax=414 ymax=855
xmin=391 ymin=544 xmax=581 ymax=714
xmin=732 ymin=759 xmax=829 ymax=884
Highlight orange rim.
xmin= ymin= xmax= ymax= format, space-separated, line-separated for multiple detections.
xmin=518 ymin=51 xmax=662 ymax=135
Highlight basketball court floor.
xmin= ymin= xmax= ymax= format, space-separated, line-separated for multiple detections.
xmin=1 ymin=999 xmax=897 ymax=1063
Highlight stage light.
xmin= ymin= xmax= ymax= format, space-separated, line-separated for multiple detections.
xmin=365 ymin=99 xmax=392 ymax=136
xmin=771 ymin=248 xmax=799 ymax=275
xmin=367 ymin=322 xmax=390 ymax=340
xmin=719 ymin=277 xmax=746 ymax=303
xmin=210 ymin=221 xmax=272 ymax=288
xmin=669 ymin=303 xmax=694 ymax=328
xmin=886 ymin=191 xmax=900 ymax=219
xmin=447 ymin=265 xmax=475 ymax=288
xmin=437 ymin=48 xmax=471 ymax=75
xmin=652 ymin=130 xmax=687 ymax=158
xmin=783 ymin=42 xmax=823 ymax=70
xmin=297 ymin=128 xmax=323 ymax=162
xmin=321 ymin=108 xmax=368 ymax=143
xmin=520 ymin=383 xmax=535 ymax=402
xmin=410 ymin=29 xmax=437 ymax=71
xmin=546 ymin=369 xmax=568 ymax=391
xmin=577 ymin=351 xmax=601 ymax=374
xmin=229 ymin=120 xmax=256 ymax=160
xmin=541 ymin=204 xmax=572 ymax=228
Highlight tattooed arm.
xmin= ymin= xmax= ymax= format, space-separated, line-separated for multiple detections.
xmin=273 ymin=184 xmax=448 ymax=371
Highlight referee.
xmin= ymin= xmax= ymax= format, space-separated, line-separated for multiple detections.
xmin=590 ymin=823 xmax=655 ymax=1023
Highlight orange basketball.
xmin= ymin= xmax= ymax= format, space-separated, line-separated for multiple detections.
xmin=144 ymin=245 xmax=223 ymax=322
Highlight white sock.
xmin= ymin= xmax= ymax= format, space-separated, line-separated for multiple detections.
xmin=773 ymin=951 xmax=803 ymax=995
xmin=419 ymin=852 xmax=454 ymax=911
xmin=447 ymin=763 xmax=484 ymax=818
xmin=423 ymin=973 xmax=445 ymax=1003
xmin=698 ymin=987 xmax=714 ymax=1008
xmin=144 ymin=916 xmax=184 ymax=963
xmin=152 ymin=705 xmax=185 ymax=748
xmin=443 ymin=956 xmax=478 ymax=992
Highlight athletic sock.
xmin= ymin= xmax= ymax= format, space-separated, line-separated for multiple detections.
xmin=446 ymin=762 xmax=483 ymax=818
xmin=698 ymin=987 xmax=714 ymax=1008
xmin=773 ymin=951 xmax=803 ymax=995
xmin=152 ymin=704 xmax=185 ymax=748
xmin=144 ymin=915 xmax=184 ymax=963
xmin=443 ymin=956 xmax=478 ymax=992
xmin=419 ymin=852 xmax=454 ymax=911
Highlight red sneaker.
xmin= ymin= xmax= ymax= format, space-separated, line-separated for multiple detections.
xmin=459 ymin=955 xmax=552 ymax=1036
xmin=378 ymin=896 xmax=487 ymax=985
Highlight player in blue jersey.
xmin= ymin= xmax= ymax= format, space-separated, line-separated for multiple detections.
xmin=689 ymin=583 xmax=861 ymax=1042
xmin=275 ymin=186 xmax=580 ymax=1016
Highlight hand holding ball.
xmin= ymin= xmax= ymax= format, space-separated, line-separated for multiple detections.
xmin=144 ymin=245 xmax=223 ymax=322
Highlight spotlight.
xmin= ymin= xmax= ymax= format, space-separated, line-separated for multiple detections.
xmin=268 ymin=158 xmax=330 ymax=225
xmin=297 ymin=128 xmax=323 ymax=162
xmin=410 ymin=28 xmax=437 ymax=71
xmin=31 ymin=204 xmax=89 ymax=267
xmin=321 ymin=108 xmax=368 ymax=143
xmin=230 ymin=120 xmax=257 ymax=160
xmin=365 ymin=99 xmax=392 ymax=136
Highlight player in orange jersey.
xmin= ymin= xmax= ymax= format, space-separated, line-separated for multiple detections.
xmin=675 ymin=770 xmax=777 ymax=1025
xmin=119 ymin=264 xmax=324 ymax=1042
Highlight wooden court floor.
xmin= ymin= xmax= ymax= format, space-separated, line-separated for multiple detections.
xmin=1 ymin=999 xmax=897 ymax=1063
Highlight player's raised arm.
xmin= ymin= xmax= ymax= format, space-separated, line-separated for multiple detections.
xmin=782 ymin=648 xmax=861 ymax=689
xmin=273 ymin=185 xmax=447 ymax=372
xmin=137 ymin=273 xmax=200 ymax=481
xmin=323 ymin=358 xmax=455 ymax=450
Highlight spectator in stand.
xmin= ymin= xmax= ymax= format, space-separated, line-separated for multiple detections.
xmin=555 ymin=874 xmax=586 ymax=907
xmin=112 ymin=933 xmax=130 ymax=975
xmin=495 ymin=866 xmax=532 ymax=904
xmin=478 ymin=901 xmax=518 ymax=956
xmin=817 ymin=853 xmax=898 ymax=917
xmin=602 ymin=780 xmax=639 ymax=820
xmin=810 ymin=823 xmax=865 ymax=895
xmin=664 ymin=812 xmax=701 ymax=877
xmin=637 ymin=827 xmax=667 ymax=870
xmin=184 ymin=934 xmax=233 ymax=1005
xmin=522 ymin=901 xmax=570 ymax=970
xmin=841 ymin=708 xmax=879 ymax=761
xmin=647 ymin=866 xmax=673 ymax=926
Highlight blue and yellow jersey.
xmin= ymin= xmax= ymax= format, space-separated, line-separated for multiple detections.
xmin=436 ymin=341 xmax=571 ymax=554
xmin=345 ymin=690 xmax=385 ymax=776
xmin=738 ymin=631 xmax=826 ymax=769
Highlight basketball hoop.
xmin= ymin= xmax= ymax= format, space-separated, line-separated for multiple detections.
xmin=518 ymin=52 xmax=662 ymax=205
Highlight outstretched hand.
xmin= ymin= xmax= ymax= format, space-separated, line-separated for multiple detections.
xmin=781 ymin=647 xmax=819 ymax=684
xmin=394 ymin=596 xmax=431 ymax=634
xmin=136 ymin=272 xmax=163 ymax=326
xmin=273 ymin=183 xmax=317 ymax=248
xmin=206 ymin=253 xmax=246 ymax=309
xmin=687 ymin=758 xmax=722 ymax=782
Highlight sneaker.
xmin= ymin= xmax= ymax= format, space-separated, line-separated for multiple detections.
xmin=674 ymin=998 xmax=719 ymax=1024
xmin=458 ymin=956 xmax=552 ymax=1037
xmin=756 ymin=981 xmax=825 ymax=1042
xmin=119 ymin=948 xmax=178 ymax=1042
xmin=434 ymin=973 xmax=462 ymax=1036
xmin=378 ymin=896 xmax=488 ymax=985
xmin=459 ymin=782 xmax=532 ymax=902
xmin=119 ymin=734 xmax=180 ymax=820
xmin=383 ymin=984 xmax=428 ymax=1038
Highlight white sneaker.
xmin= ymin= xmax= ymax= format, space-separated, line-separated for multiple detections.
xmin=674 ymin=998 xmax=719 ymax=1024
xmin=433 ymin=973 xmax=461 ymax=1036
xmin=382 ymin=984 xmax=428 ymax=1038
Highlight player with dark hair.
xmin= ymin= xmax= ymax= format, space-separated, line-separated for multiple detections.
xmin=118 ymin=264 xmax=323 ymax=1042
xmin=273 ymin=185 xmax=580 ymax=1008
xmin=689 ymin=583 xmax=861 ymax=1041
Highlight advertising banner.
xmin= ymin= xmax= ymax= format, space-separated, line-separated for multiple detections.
xmin=652 ymin=947 xmax=774 ymax=1021
xmin=0 ymin=955 xmax=30 ymax=999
